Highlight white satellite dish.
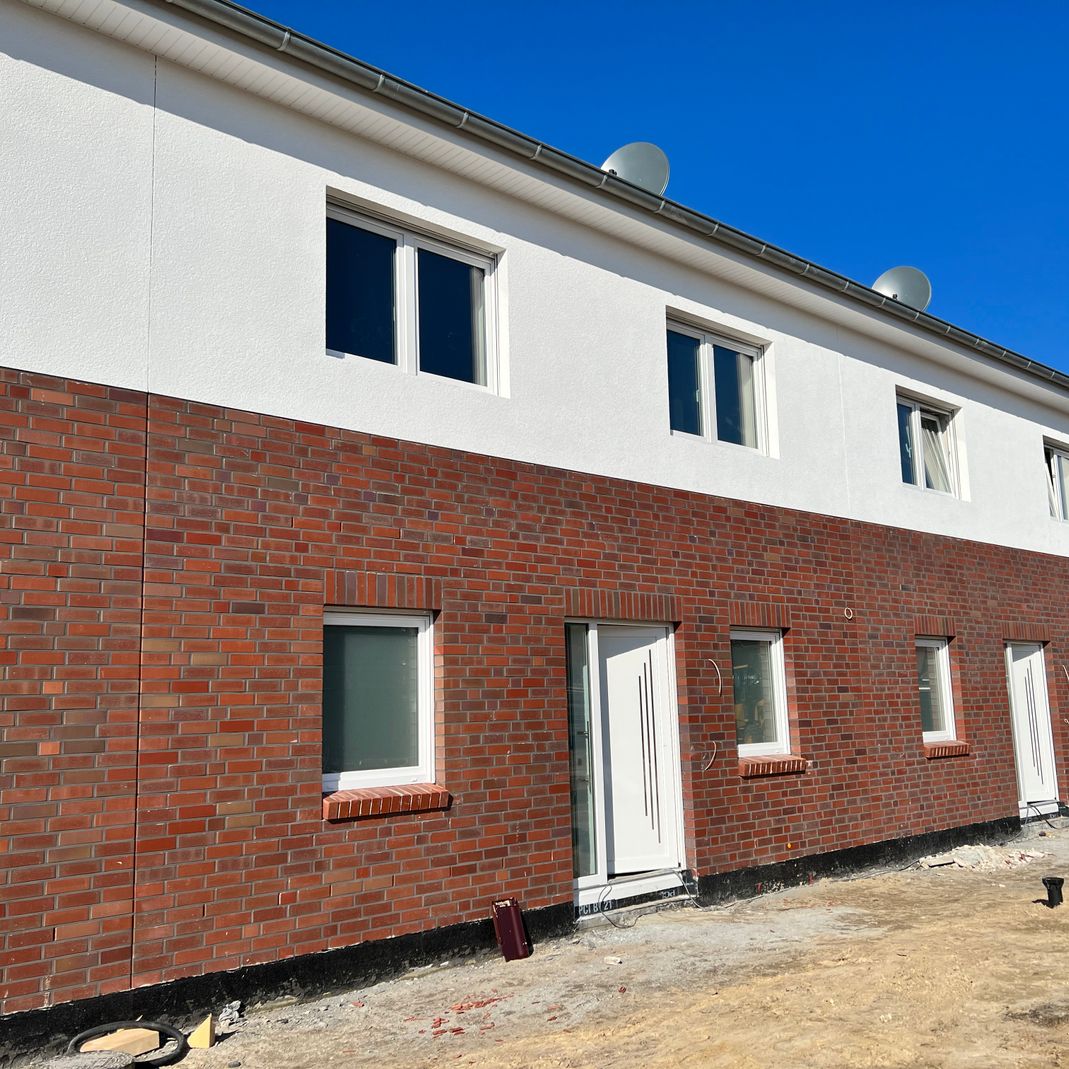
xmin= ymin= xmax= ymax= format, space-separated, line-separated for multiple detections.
xmin=601 ymin=141 xmax=670 ymax=196
xmin=873 ymin=266 xmax=932 ymax=312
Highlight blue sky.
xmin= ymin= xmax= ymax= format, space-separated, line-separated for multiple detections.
xmin=249 ymin=1 xmax=1069 ymax=369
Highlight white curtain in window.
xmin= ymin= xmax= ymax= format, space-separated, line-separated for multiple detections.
xmin=738 ymin=352 xmax=757 ymax=449
xmin=1054 ymin=454 xmax=1069 ymax=520
xmin=916 ymin=643 xmax=948 ymax=734
xmin=469 ymin=265 xmax=486 ymax=385
xmin=1048 ymin=457 xmax=1060 ymax=518
xmin=921 ymin=421 xmax=952 ymax=493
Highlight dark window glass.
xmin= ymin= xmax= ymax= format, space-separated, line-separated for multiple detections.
xmin=322 ymin=624 xmax=419 ymax=774
xmin=417 ymin=249 xmax=485 ymax=384
xmin=666 ymin=330 xmax=702 ymax=435
xmin=713 ymin=345 xmax=757 ymax=447
xmin=897 ymin=402 xmax=915 ymax=485
xmin=326 ymin=219 xmax=396 ymax=363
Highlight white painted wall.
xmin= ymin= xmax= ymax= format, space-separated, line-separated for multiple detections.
xmin=1 ymin=2 xmax=154 ymax=389
xmin=5 ymin=0 xmax=1069 ymax=557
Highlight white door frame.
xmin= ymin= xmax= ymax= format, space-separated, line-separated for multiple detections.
xmin=1005 ymin=642 xmax=1060 ymax=818
xmin=569 ymin=621 xmax=685 ymax=909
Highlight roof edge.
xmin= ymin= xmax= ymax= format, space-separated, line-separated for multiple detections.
xmin=153 ymin=0 xmax=1068 ymax=395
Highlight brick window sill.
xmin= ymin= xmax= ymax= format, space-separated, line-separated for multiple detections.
xmin=924 ymin=741 xmax=971 ymax=759
xmin=739 ymin=754 xmax=809 ymax=778
xmin=322 ymin=783 xmax=451 ymax=822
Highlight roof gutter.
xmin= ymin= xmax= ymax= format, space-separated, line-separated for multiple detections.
xmin=159 ymin=0 xmax=1068 ymax=395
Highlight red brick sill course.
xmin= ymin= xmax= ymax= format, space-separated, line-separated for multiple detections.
xmin=739 ymin=755 xmax=809 ymax=778
xmin=323 ymin=784 xmax=451 ymax=821
xmin=924 ymin=741 xmax=971 ymax=759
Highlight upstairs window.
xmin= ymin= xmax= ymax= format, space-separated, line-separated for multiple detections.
xmin=326 ymin=206 xmax=494 ymax=388
xmin=897 ymin=395 xmax=957 ymax=495
xmin=1045 ymin=443 xmax=1069 ymax=520
xmin=326 ymin=219 xmax=397 ymax=365
xmin=915 ymin=637 xmax=956 ymax=743
xmin=666 ymin=324 xmax=764 ymax=450
xmin=730 ymin=630 xmax=790 ymax=756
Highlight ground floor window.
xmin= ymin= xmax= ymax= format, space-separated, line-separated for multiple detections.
xmin=322 ymin=610 xmax=433 ymax=790
xmin=730 ymin=629 xmax=790 ymax=756
xmin=916 ymin=637 xmax=956 ymax=742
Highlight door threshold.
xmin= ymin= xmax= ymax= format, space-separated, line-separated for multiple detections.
xmin=1020 ymin=800 xmax=1061 ymax=819
xmin=575 ymin=868 xmax=691 ymax=915
xmin=576 ymin=892 xmax=691 ymax=928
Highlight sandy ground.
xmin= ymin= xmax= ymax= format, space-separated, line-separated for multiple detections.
xmin=55 ymin=821 xmax=1069 ymax=1068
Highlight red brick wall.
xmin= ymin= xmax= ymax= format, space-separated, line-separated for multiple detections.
xmin=0 ymin=370 xmax=146 ymax=1012
xmin=3 ymin=368 xmax=1069 ymax=1013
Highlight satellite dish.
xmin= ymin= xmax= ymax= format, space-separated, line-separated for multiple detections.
xmin=601 ymin=141 xmax=670 ymax=196
xmin=872 ymin=266 xmax=932 ymax=312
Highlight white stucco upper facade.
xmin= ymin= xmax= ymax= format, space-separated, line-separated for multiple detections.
xmin=5 ymin=0 xmax=1069 ymax=556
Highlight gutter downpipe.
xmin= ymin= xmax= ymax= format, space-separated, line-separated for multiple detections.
xmin=158 ymin=0 xmax=1067 ymax=395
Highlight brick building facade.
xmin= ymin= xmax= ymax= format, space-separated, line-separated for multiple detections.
xmin=4 ymin=0 xmax=1069 ymax=1032
xmin=3 ymin=369 xmax=1066 ymax=1015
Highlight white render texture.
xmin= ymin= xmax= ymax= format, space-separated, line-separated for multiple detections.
xmin=5 ymin=0 xmax=1069 ymax=557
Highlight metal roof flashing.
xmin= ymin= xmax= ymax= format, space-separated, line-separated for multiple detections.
xmin=49 ymin=0 xmax=1069 ymax=400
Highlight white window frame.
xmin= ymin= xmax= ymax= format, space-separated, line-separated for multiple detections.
xmin=916 ymin=636 xmax=956 ymax=743
xmin=326 ymin=203 xmax=499 ymax=393
xmin=730 ymin=628 xmax=790 ymax=757
xmin=322 ymin=610 xmax=435 ymax=791
xmin=896 ymin=393 xmax=958 ymax=496
xmin=666 ymin=321 xmax=767 ymax=452
xmin=1045 ymin=442 xmax=1069 ymax=520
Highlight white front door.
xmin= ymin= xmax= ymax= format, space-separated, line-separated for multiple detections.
xmin=1006 ymin=643 xmax=1059 ymax=815
xmin=566 ymin=622 xmax=683 ymax=906
xmin=598 ymin=625 xmax=679 ymax=875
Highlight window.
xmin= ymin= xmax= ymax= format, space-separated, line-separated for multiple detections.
xmin=1045 ymin=443 xmax=1069 ymax=520
xmin=565 ymin=623 xmax=596 ymax=879
xmin=897 ymin=395 xmax=957 ymax=494
xmin=326 ymin=205 xmax=495 ymax=388
xmin=915 ymin=637 xmax=956 ymax=742
xmin=322 ymin=611 xmax=433 ymax=790
xmin=666 ymin=323 xmax=764 ymax=449
xmin=730 ymin=630 xmax=790 ymax=756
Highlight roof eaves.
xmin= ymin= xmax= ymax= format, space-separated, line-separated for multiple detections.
xmin=153 ymin=0 xmax=1069 ymax=396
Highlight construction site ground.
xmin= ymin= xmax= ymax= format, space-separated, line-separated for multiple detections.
xmin=41 ymin=820 xmax=1069 ymax=1068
